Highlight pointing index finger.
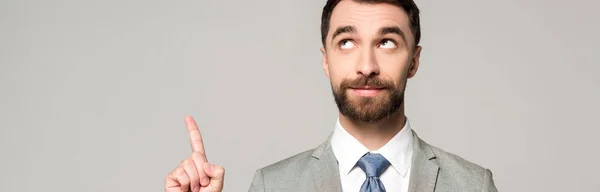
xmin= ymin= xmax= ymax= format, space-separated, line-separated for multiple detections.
xmin=184 ymin=116 xmax=206 ymax=158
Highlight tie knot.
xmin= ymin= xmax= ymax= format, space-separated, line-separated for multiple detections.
xmin=357 ymin=152 xmax=390 ymax=178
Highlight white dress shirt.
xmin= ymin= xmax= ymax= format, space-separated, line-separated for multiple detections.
xmin=331 ymin=118 xmax=414 ymax=192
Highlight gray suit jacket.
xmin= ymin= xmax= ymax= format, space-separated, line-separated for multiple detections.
xmin=248 ymin=131 xmax=498 ymax=192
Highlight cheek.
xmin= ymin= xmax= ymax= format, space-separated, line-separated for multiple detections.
xmin=376 ymin=53 xmax=411 ymax=82
xmin=329 ymin=73 xmax=345 ymax=90
xmin=328 ymin=55 xmax=357 ymax=80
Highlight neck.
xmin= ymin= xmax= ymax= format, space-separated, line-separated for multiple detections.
xmin=338 ymin=105 xmax=406 ymax=151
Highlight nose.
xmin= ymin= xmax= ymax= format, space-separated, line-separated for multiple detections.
xmin=356 ymin=47 xmax=379 ymax=77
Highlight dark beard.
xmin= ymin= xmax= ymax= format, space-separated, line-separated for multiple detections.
xmin=332 ymin=75 xmax=405 ymax=122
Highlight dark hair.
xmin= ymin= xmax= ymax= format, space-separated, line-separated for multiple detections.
xmin=320 ymin=0 xmax=421 ymax=48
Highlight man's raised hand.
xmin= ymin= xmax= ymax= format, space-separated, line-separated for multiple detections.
xmin=165 ymin=116 xmax=225 ymax=192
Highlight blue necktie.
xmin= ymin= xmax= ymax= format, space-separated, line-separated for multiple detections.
xmin=358 ymin=152 xmax=390 ymax=192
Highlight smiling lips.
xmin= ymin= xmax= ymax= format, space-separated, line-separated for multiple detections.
xmin=349 ymin=86 xmax=385 ymax=96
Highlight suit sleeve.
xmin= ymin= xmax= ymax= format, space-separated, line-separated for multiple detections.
xmin=248 ymin=169 xmax=265 ymax=192
xmin=482 ymin=169 xmax=498 ymax=192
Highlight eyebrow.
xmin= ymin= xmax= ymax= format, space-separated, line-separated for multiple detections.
xmin=380 ymin=26 xmax=407 ymax=44
xmin=331 ymin=25 xmax=356 ymax=43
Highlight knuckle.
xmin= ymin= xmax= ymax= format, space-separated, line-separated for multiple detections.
xmin=191 ymin=136 xmax=202 ymax=143
xmin=192 ymin=151 xmax=205 ymax=158
xmin=182 ymin=159 xmax=191 ymax=165
xmin=198 ymin=171 xmax=207 ymax=178
xmin=176 ymin=168 xmax=186 ymax=176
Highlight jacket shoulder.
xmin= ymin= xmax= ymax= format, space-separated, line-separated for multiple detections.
xmin=249 ymin=148 xmax=317 ymax=191
xmin=424 ymin=141 xmax=496 ymax=191
xmin=429 ymin=144 xmax=488 ymax=173
xmin=260 ymin=148 xmax=315 ymax=175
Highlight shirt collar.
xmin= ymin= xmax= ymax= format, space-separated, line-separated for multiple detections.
xmin=330 ymin=118 xmax=414 ymax=178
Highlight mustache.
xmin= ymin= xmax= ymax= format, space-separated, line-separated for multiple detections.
xmin=339 ymin=76 xmax=395 ymax=89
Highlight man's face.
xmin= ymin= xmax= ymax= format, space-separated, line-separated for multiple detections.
xmin=321 ymin=1 xmax=422 ymax=122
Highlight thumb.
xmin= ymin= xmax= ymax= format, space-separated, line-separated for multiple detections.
xmin=203 ymin=163 xmax=225 ymax=190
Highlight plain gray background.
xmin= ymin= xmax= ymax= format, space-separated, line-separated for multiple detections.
xmin=1 ymin=0 xmax=599 ymax=191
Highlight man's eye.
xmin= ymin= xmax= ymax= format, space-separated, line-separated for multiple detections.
xmin=379 ymin=39 xmax=397 ymax=49
xmin=339 ymin=40 xmax=356 ymax=49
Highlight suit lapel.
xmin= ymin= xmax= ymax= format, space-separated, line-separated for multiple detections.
xmin=408 ymin=132 xmax=440 ymax=192
xmin=309 ymin=135 xmax=342 ymax=192
xmin=306 ymin=131 xmax=440 ymax=192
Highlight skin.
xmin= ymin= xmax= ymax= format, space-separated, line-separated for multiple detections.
xmin=165 ymin=1 xmax=422 ymax=191
xmin=321 ymin=0 xmax=422 ymax=151
xmin=164 ymin=116 xmax=224 ymax=192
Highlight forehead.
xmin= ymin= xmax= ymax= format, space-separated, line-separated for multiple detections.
xmin=328 ymin=1 xmax=414 ymax=42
